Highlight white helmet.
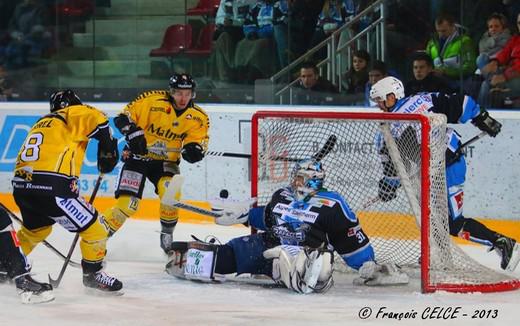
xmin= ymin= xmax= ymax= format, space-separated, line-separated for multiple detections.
xmin=290 ymin=159 xmax=325 ymax=201
xmin=370 ymin=76 xmax=405 ymax=102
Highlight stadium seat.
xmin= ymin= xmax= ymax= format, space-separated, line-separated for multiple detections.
xmin=186 ymin=0 xmax=220 ymax=17
xmin=150 ymin=24 xmax=193 ymax=72
xmin=150 ymin=24 xmax=193 ymax=57
xmin=54 ymin=0 xmax=94 ymax=18
xmin=185 ymin=24 xmax=216 ymax=56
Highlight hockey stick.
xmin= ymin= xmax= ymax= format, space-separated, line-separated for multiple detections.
xmin=148 ymin=135 xmax=337 ymax=161
xmin=161 ymin=175 xmax=223 ymax=218
xmin=148 ymin=146 xmax=251 ymax=159
xmin=0 ymin=202 xmax=81 ymax=268
xmin=361 ymin=132 xmax=489 ymax=211
xmin=48 ymin=174 xmax=104 ymax=288
xmin=446 ymin=131 xmax=488 ymax=165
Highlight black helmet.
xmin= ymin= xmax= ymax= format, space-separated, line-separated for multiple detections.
xmin=50 ymin=89 xmax=82 ymax=112
xmin=169 ymin=73 xmax=196 ymax=91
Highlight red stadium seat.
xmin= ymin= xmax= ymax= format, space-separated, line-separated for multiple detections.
xmin=55 ymin=0 xmax=94 ymax=18
xmin=186 ymin=0 xmax=220 ymax=17
xmin=149 ymin=24 xmax=193 ymax=57
xmin=185 ymin=24 xmax=216 ymax=56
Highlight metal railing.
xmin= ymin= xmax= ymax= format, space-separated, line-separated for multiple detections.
xmin=269 ymin=0 xmax=386 ymax=104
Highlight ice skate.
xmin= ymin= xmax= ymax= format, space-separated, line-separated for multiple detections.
xmin=14 ymin=274 xmax=54 ymax=304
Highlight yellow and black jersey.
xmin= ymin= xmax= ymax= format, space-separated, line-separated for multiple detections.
xmin=13 ymin=104 xmax=111 ymax=197
xmin=121 ymin=90 xmax=210 ymax=162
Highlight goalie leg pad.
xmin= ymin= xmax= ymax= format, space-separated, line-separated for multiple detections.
xmin=354 ymin=261 xmax=409 ymax=286
xmin=166 ymin=241 xmax=224 ymax=282
xmin=264 ymin=245 xmax=334 ymax=294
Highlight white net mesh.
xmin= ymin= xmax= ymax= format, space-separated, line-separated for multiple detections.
xmin=252 ymin=111 xmax=518 ymax=293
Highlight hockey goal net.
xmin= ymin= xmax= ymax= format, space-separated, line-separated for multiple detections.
xmin=251 ymin=110 xmax=520 ymax=293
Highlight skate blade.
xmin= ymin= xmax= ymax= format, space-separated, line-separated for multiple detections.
xmin=506 ymin=243 xmax=520 ymax=272
xmin=20 ymin=290 xmax=55 ymax=304
xmin=84 ymin=287 xmax=124 ymax=297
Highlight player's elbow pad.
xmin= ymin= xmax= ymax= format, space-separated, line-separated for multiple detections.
xmin=97 ymin=138 xmax=119 ymax=173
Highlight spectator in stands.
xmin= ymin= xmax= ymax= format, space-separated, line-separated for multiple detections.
xmin=344 ymin=49 xmax=370 ymax=96
xmin=292 ymin=61 xmax=338 ymax=105
xmin=364 ymin=60 xmax=388 ymax=107
xmin=4 ymin=0 xmax=52 ymax=69
xmin=405 ymin=51 xmax=454 ymax=96
xmin=211 ymin=0 xmax=256 ymax=83
xmin=289 ymin=0 xmax=325 ymax=59
xmin=272 ymin=0 xmax=289 ymax=68
xmin=476 ymin=13 xmax=511 ymax=75
xmin=310 ymin=0 xmax=351 ymax=61
xmin=479 ymin=12 xmax=520 ymax=107
xmin=234 ymin=0 xmax=278 ymax=83
xmin=426 ymin=13 xmax=477 ymax=91
xmin=0 ymin=64 xmax=13 ymax=101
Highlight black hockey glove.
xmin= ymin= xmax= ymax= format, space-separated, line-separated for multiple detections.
xmin=181 ymin=142 xmax=204 ymax=163
xmin=97 ymin=138 xmax=119 ymax=173
xmin=378 ymin=177 xmax=400 ymax=202
xmin=125 ymin=125 xmax=147 ymax=155
xmin=471 ymin=110 xmax=501 ymax=137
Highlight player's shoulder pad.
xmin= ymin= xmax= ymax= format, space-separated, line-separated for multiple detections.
xmin=128 ymin=90 xmax=168 ymax=104
xmin=314 ymin=190 xmax=357 ymax=222
xmin=187 ymin=102 xmax=209 ymax=118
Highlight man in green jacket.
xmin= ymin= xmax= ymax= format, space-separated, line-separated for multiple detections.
xmin=426 ymin=13 xmax=477 ymax=88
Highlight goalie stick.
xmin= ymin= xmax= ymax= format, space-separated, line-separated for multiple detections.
xmin=48 ymin=174 xmax=104 ymax=288
xmin=161 ymin=136 xmax=338 ymax=218
xmin=148 ymin=134 xmax=338 ymax=162
xmin=0 ymin=202 xmax=81 ymax=268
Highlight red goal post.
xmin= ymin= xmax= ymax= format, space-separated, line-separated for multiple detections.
xmin=250 ymin=110 xmax=520 ymax=293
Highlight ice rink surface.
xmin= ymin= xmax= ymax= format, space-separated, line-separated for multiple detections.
xmin=2 ymin=219 xmax=520 ymax=326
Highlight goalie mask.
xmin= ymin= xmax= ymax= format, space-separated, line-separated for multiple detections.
xmin=290 ymin=159 xmax=325 ymax=201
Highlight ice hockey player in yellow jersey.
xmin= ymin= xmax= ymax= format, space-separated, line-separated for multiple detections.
xmin=104 ymin=73 xmax=210 ymax=253
xmin=12 ymin=89 xmax=123 ymax=294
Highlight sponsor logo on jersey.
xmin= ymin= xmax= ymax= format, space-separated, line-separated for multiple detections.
xmin=70 ymin=179 xmax=79 ymax=194
xmin=309 ymin=197 xmax=335 ymax=207
xmin=401 ymin=95 xmax=433 ymax=114
xmin=272 ymin=225 xmax=306 ymax=243
xmin=186 ymin=114 xmax=192 ymax=120
xmin=150 ymin=107 xmax=168 ymax=113
xmin=272 ymin=203 xmax=319 ymax=223
xmin=147 ymin=123 xmax=185 ymax=141
xmin=119 ymin=170 xmax=143 ymax=193
xmin=347 ymin=225 xmax=361 ymax=237
xmin=56 ymin=197 xmax=95 ymax=228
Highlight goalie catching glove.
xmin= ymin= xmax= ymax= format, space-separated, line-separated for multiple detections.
xmin=209 ymin=198 xmax=256 ymax=226
xmin=263 ymin=245 xmax=334 ymax=294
